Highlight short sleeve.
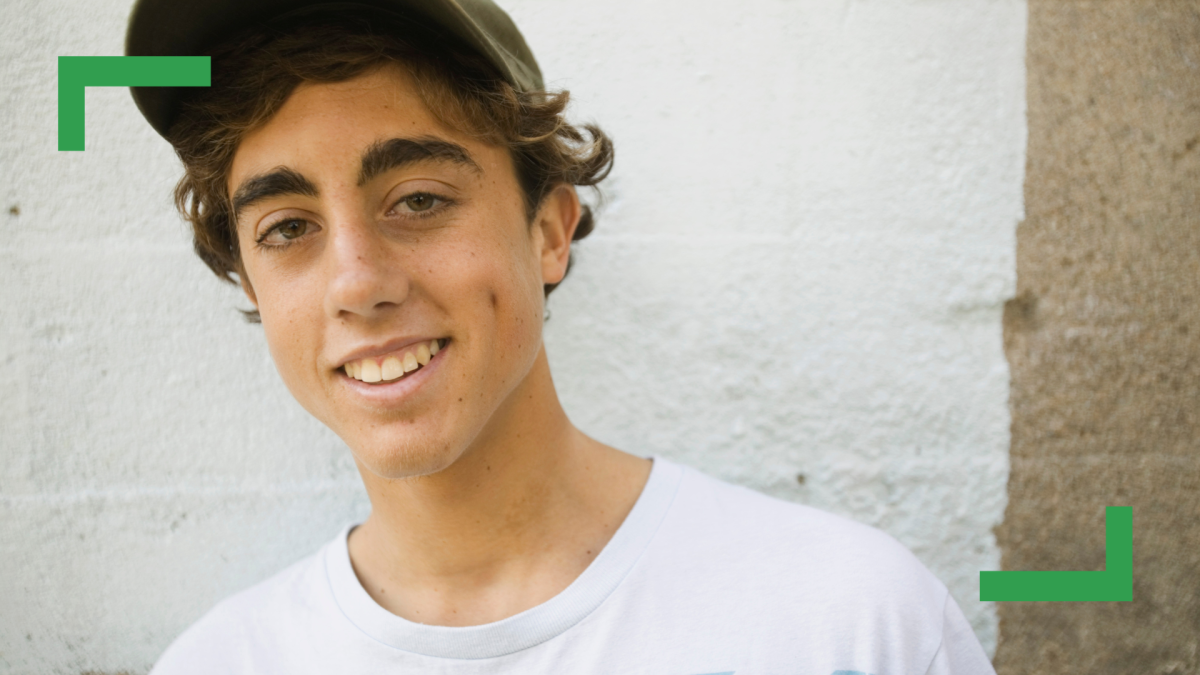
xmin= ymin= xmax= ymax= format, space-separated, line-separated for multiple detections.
xmin=923 ymin=593 xmax=996 ymax=675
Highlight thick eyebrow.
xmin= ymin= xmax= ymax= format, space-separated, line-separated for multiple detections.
xmin=358 ymin=137 xmax=481 ymax=186
xmin=230 ymin=167 xmax=319 ymax=221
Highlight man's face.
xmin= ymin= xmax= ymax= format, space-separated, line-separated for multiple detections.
xmin=228 ymin=65 xmax=565 ymax=479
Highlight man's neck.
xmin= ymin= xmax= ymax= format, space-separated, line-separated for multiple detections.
xmin=346 ymin=348 xmax=651 ymax=626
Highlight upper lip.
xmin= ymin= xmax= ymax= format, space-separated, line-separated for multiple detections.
xmin=333 ymin=335 xmax=444 ymax=368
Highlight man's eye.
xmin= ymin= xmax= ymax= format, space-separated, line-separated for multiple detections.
xmin=261 ymin=219 xmax=311 ymax=244
xmin=278 ymin=219 xmax=309 ymax=239
xmin=399 ymin=193 xmax=440 ymax=213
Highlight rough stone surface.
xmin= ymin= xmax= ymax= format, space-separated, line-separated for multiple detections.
xmin=0 ymin=0 xmax=1024 ymax=671
xmin=996 ymin=1 xmax=1200 ymax=672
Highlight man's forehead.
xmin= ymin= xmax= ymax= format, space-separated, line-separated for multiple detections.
xmin=265 ymin=65 xmax=433 ymax=130
xmin=229 ymin=69 xmax=479 ymax=185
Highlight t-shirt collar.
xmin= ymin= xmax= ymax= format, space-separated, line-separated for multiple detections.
xmin=324 ymin=455 xmax=684 ymax=659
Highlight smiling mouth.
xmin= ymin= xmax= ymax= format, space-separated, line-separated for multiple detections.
xmin=343 ymin=339 xmax=447 ymax=384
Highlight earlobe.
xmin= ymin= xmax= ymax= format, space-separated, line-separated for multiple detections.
xmin=538 ymin=185 xmax=581 ymax=286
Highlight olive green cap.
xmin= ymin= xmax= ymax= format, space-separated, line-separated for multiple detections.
xmin=124 ymin=0 xmax=543 ymax=139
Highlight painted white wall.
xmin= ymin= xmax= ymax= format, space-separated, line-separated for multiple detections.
xmin=0 ymin=0 xmax=1025 ymax=671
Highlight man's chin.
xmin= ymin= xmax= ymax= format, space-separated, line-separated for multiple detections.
xmin=348 ymin=436 xmax=466 ymax=483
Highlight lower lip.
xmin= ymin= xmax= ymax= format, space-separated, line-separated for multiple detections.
xmin=338 ymin=342 xmax=448 ymax=405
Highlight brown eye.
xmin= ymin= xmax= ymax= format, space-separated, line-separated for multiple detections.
xmin=256 ymin=216 xmax=320 ymax=248
xmin=403 ymin=194 xmax=436 ymax=212
xmin=276 ymin=219 xmax=308 ymax=240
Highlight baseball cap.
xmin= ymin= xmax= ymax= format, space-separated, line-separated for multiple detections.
xmin=124 ymin=0 xmax=543 ymax=139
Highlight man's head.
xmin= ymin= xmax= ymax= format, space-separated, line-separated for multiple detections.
xmin=165 ymin=10 xmax=612 ymax=311
xmin=141 ymin=6 xmax=614 ymax=478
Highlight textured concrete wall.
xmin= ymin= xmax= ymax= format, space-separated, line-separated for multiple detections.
xmin=996 ymin=2 xmax=1200 ymax=673
xmin=0 ymin=1 xmax=1025 ymax=672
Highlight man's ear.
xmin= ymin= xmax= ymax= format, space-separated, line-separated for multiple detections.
xmin=535 ymin=184 xmax=581 ymax=287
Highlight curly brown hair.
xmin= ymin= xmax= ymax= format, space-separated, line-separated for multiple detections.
xmin=168 ymin=9 xmax=613 ymax=321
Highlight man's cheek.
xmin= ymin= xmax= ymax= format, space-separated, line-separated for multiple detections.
xmin=260 ymin=306 xmax=316 ymax=397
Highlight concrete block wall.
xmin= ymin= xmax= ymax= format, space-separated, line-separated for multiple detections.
xmin=0 ymin=0 xmax=1026 ymax=671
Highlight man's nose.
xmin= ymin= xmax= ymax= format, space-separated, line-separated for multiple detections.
xmin=323 ymin=214 xmax=409 ymax=320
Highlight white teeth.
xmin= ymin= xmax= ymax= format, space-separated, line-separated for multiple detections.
xmin=402 ymin=351 xmax=419 ymax=372
xmin=348 ymin=340 xmax=443 ymax=384
xmin=381 ymin=356 xmax=404 ymax=381
xmin=360 ymin=359 xmax=382 ymax=383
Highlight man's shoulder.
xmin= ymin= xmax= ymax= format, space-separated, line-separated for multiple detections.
xmin=624 ymin=460 xmax=990 ymax=673
xmin=149 ymin=536 xmax=336 ymax=674
xmin=632 ymin=461 xmax=962 ymax=666
xmin=664 ymin=461 xmax=948 ymax=603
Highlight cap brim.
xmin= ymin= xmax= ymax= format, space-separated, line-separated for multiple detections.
xmin=125 ymin=0 xmax=542 ymax=139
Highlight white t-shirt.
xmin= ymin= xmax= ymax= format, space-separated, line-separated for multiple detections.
xmin=152 ymin=457 xmax=995 ymax=675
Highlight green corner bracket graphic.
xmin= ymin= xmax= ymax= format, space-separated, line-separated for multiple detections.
xmin=58 ymin=56 xmax=210 ymax=151
xmin=981 ymin=506 xmax=1132 ymax=602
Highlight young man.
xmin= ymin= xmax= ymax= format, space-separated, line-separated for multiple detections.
xmin=126 ymin=1 xmax=995 ymax=672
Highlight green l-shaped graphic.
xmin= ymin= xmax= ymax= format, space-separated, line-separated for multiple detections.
xmin=58 ymin=56 xmax=210 ymax=151
xmin=981 ymin=506 xmax=1132 ymax=601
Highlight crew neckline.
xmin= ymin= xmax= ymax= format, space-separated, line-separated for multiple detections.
xmin=324 ymin=456 xmax=685 ymax=659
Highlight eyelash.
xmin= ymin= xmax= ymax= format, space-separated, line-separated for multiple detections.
xmin=254 ymin=191 xmax=454 ymax=251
